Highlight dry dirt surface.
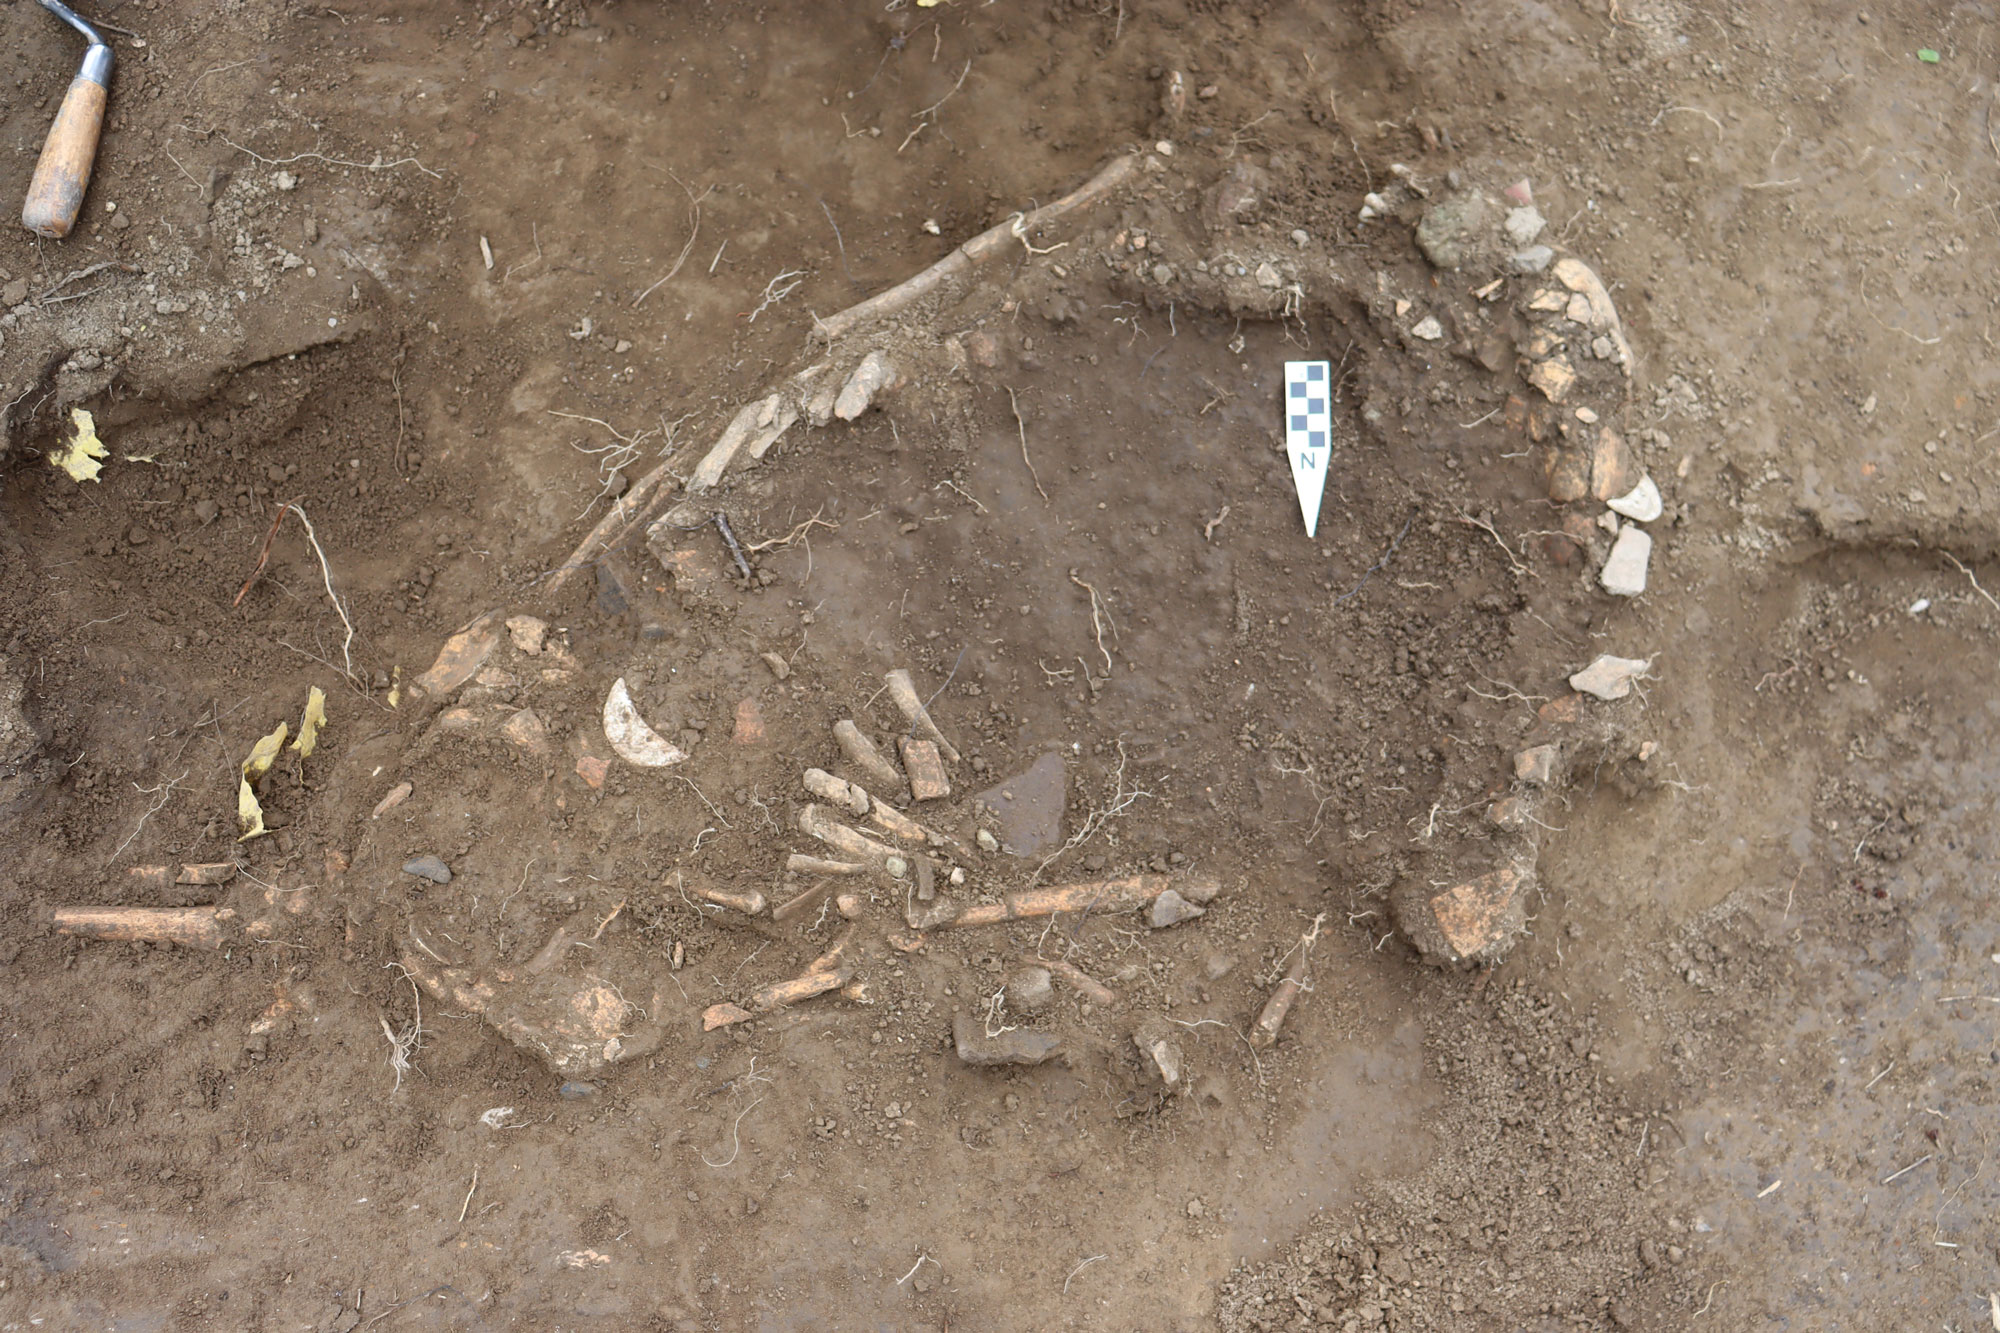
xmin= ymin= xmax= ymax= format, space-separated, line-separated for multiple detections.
xmin=5 ymin=1 xmax=2000 ymax=1330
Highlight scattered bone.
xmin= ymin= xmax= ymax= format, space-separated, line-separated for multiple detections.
xmin=745 ymin=396 xmax=800 ymax=462
xmin=54 ymin=905 xmax=236 ymax=950
xmin=786 ymin=853 xmax=868 ymax=876
xmin=526 ymin=913 xmax=591 ymax=974
xmin=703 ymin=1002 xmax=752 ymax=1031
xmin=836 ymin=893 xmax=866 ymax=920
xmin=506 ymin=615 xmax=548 ymax=655
xmin=884 ymin=669 xmax=961 ymax=762
xmin=126 ymin=863 xmax=236 ymax=890
xmin=1047 ymin=958 xmax=1115 ymax=1007
xmin=415 ymin=611 xmax=503 ymax=697
xmin=706 ymin=928 xmax=858 ymax=1029
xmin=1569 ymin=654 xmax=1653 ymax=701
xmin=1525 ymin=356 xmax=1576 ymax=403
xmin=899 ymin=737 xmax=952 ymax=801
xmin=1553 ymin=258 xmax=1618 ymax=329
xmin=799 ymin=803 xmax=901 ymax=863
xmin=953 ymin=1012 xmax=1062 ymax=1067
xmin=944 ymin=874 xmax=1220 ymax=929
xmin=868 ymin=800 xmax=928 ymax=843
xmin=840 ymin=978 xmax=875 ymax=1004
xmin=687 ymin=398 xmax=770 ymax=494
xmin=373 ymin=781 xmax=414 ymax=818
xmin=1551 ymin=257 xmax=1634 ymax=371
xmin=834 ymin=351 xmax=902 ymax=421
xmin=603 ymin=677 xmax=687 ymax=767
xmin=772 ymin=879 xmax=837 ymax=924
xmin=696 ymin=885 xmax=767 ymax=916
xmin=815 ymin=153 xmax=1137 ymax=343
xmin=1249 ymin=912 xmax=1325 ymax=1048
xmin=500 ymin=708 xmax=550 ymax=756
xmin=861 ymin=802 xmax=974 ymax=861
xmin=438 ymin=707 xmax=482 ymax=734
xmin=833 ymin=720 xmax=907 ymax=794
xmin=743 ymin=966 xmax=848 ymax=1013
xmin=803 ymin=767 xmax=870 ymax=817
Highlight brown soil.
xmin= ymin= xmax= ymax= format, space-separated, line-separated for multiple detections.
xmin=4 ymin=1 xmax=1999 ymax=1330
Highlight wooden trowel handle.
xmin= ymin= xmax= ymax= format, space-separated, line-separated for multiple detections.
xmin=22 ymin=66 xmax=110 ymax=239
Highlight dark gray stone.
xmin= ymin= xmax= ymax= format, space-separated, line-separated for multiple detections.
xmin=953 ymin=1013 xmax=1061 ymax=1067
xmin=402 ymin=854 xmax=452 ymax=884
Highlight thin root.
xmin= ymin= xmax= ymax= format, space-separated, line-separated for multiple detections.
xmin=1006 ymin=386 xmax=1049 ymax=502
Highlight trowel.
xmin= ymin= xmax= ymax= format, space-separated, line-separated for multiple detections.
xmin=21 ymin=0 xmax=114 ymax=239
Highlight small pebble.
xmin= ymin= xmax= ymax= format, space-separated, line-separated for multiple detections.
xmin=402 ymin=854 xmax=452 ymax=884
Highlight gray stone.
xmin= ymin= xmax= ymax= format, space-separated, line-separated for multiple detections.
xmin=1503 ymin=206 xmax=1546 ymax=247
xmin=1599 ymin=526 xmax=1653 ymax=597
xmin=1148 ymin=888 xmax=1205 ymax=929
xmin=1202 ymin=160 xmax=1271 ymax=227
xmin=953 ymin=1013 xmax=1061 ymax=1067
xmin=1415 ymin=192 xmax=1491 ymax=270
xmin=1005 ymin=967 xmax=1055 ymax=1016
xmin=1133 ymin=1017 xmax=1184 ymax=1088
xmin=402 ymin=854 xmax=452 ymax=884
xmin=1508 ymin=245 xmax=1555 ymax=275
xmin=973 ymin=752 xmax=1066 ymax=855
xmin=1607 ymin=474 xmax=1663 ymax=522
xmin=1569 ymin=654 xmax=1653 ymax=701
xmin=557 ymin=1080 xmax=597 ymax=1099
